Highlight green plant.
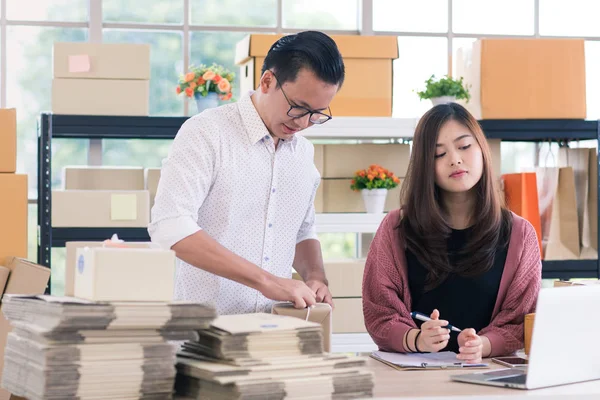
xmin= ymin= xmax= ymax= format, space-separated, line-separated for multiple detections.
xmin=350 ymin=164 xmax=400 ymax=191
xmin=416 ymin=74 xmax=470 ymax=102
xmin=176 ymin=63 xmax=235 ymax=101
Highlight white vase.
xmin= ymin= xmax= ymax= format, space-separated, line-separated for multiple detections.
xmin=194 ymin=92 xmax=219 ymax=113
xmin=430 ymin=96 xmax=457 ymax=106
xmin=361 ymin=188 xmax=388 ymax=214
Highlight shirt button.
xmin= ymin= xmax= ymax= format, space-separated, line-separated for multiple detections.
xmin=272 ymin=188 xmax=276 ymax=193
xmin=268 ymin=223 xmax=273 ymax=228
xmin=264 ymin=257 xmax=270 ymax=262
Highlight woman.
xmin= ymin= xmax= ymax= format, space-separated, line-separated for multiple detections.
xmin=363 ymin=103 xmax=541 ymax=363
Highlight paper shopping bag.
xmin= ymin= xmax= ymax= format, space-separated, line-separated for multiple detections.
xmin=558 ymin=147 xmax=598 ymax=259
xmin=501 ymin=173 xmax=542 ymax=252
xmin=536 ymin=166 xmax=580 ymax=259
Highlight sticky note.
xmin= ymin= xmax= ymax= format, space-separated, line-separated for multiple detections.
xmin=68 ymin=54 xmax=91 ymax=73
xmin=110 ymin=194 xmax=137 ymax=221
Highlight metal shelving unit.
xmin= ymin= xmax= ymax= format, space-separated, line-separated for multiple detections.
xmin=38 ymin=114 xmax=600 ymax=281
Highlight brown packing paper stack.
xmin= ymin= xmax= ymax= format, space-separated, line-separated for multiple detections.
xmin=0 ymin=258 xmax=51 ymax=400
xmin=455 ymin=38 xmax=586 ymax=119
xmin=558 ymin=148 xmax=598 ymax=259
xmin=236 ymin=34 xmax=398 ymax=117
xmin=536 ymin=166 xmax=580 ymax=260
xmin=314 ymin=143 xmax=410 ymax=213
xmin=0 ymin=294 xmax=216 ymax=400
xmin=175 ymin=313 xmax=374 ymax=399
xmin=52 ymin=42 xmax=150 ymax=115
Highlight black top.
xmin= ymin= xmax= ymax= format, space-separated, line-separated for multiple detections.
xmin=406 ymin=227 xmax=507 ymax=353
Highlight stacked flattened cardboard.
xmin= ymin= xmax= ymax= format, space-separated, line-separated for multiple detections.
xmin=175 ymin=313 xmax=374 ymax=399
xmin=0 ymin=294 xmax=216 ymax=400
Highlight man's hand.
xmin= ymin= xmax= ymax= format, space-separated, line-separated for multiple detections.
xmin=416 ymin=309 xmax=450 ymax=353
xmin=305 ymin=279 xmax=334 ymax=309
xmin=457 ymin=328 xmax=483 ymax=364
xmin=258 ymin=275 xmax=317 ymax=309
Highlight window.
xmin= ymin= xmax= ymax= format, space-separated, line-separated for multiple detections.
xmin=393 ymin=37 xmax=448 ymax=118
xmin=6 ymin=0 xmax=88 ymax=22
xmin=540 ymin=0 xmax=600 ymax=37
xmin=452 ymin=0 xmax=534 ymax=35
xmin=191 ymin=0 xmax=277 ymax=27
xmin=103 ymin=0 xmax=183 ymax=24
xmin=282 ymin=0 xmax=359 ymax=30
xmin=373 ymin=0 xmax=448 ymax=33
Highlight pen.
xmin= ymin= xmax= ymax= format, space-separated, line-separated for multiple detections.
xmin=411 ymin=311 xmax=462 ymax=332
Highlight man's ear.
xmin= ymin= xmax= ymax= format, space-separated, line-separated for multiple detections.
xmin=259 ymin=70 xmax=274 ymax=94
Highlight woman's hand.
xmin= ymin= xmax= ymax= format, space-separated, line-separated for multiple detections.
xmin=416 ymin=309 xmax=450 ymax=353
xmin=457 ymin=328 xmax=483 ymax=363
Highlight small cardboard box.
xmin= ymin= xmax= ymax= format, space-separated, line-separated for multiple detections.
xmin=63 ymin=166 xmax=145 ymax=190
xmin=52 ymin=190 xmax=150 ymax=228
xmin=0 ymin=174 xmax=27 ymax=266
xmin=332 ymin=298 xmax=366 ymax=333
xmin=53 ymin=42 xmax=150 ymax=80
xmin=321 ymin=143 xmax=410 ymax=179
xmin=0 ymin=109 xmax=16 ymax=173
xmin=0 ymin=257 xmax=51 ymax=400
xmin=316 ymin=179 xmax=401 ymax=213
xmin=65 ymin=241 xmax=154 ymax=297
xmin=52 ymin=78 xmax=149 ymax=116
xmin=145 ymin=168 xmax=161 ymax=209
xmin=324 ymin=260 xmax=365 ymax=298
xmin=235 ymin=34 xmax=398 ymax=117
xmin=456 ymin=38 xmax=586 ymax=119
xmin=75 ymin=247 xmax=175 ymax=301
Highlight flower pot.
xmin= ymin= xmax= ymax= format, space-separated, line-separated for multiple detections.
xmin=194 ymin=92 xmax=219 ymax=113
xmin=361 ymin=188 xmax=388 ymax=214
xmin=430 ymin=96 xmax=457 ymax=106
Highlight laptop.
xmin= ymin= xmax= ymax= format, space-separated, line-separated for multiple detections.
xmin=451 ymin=285 xmax=600 ymax=389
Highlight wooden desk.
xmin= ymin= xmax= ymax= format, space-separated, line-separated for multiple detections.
xmin=367 ymin=356 xmax=600 ymax=398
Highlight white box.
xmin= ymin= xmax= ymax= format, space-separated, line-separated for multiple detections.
xmin=75 ymin=247 xmax=175 ymax=301
xmin=52 ymin=78 xmax=149 ymax=116
xmin=53 ymin=42 xmax=151 ymax=79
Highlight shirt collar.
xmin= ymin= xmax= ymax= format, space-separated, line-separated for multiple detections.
xmin=238 ymin=91 xmax=298 ymax=150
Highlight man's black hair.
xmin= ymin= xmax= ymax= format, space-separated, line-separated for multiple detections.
xmin=261 ymin=31 xmax=345 ymax=88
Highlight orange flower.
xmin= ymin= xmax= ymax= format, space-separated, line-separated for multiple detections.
xmin=367 ymin=174 xmax=374 ymax=181
xmin=369 ymin=164 xmax=378 ymax=170
xmin=213 ymin=75 xmax=222 ymax=83
xmin=184 ymin=72 xmax=195 ymax=82
xmin=220 ymin=92 xmax=232 ymax=101
xmin=217 ymin=78 xmax=231 ymax=93
xmin=393 ymin=176 xmax=400 ymax=184
xmin=379 ymin=173 xmax=386 ymax=179
xmin=358 ymin=171 xmax=366 ymax=177
xmin=189 ymin=82 xmax=197 ymax=90
xmin=203 ymin=70 xmax=216 ymax=81
xmin=184 ymin=87 xmax=193 ymax=97
xmin=197 ymin=77 xmax=206 ymax=85
xmin=351 ymin=179 xmax=356 ymax=185
xmin=176 ymin=86 xmax=181 ymax=94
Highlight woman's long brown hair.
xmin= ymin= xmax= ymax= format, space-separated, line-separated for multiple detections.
xmin=398 ymin=103 xmax=512 ymax=290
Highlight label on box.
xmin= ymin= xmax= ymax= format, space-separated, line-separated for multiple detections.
xmin=110 ymin=194 xmax=138 ymax=221
xmin=77 ymin=254 xmax=85 ymax=274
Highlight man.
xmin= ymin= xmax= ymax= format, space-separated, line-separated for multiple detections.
xmin=148 ymin=31 xmax=345 ymax=315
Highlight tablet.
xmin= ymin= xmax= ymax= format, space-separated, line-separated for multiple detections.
xmin=491 ymin=356 xmax=528 ymax=368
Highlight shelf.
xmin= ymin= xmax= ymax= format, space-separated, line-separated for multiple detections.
xmin=480 ymin=119 xmax=598 ymax=141
xmin=301 ymin=117 xmax=417 ymax=139
xmin=315 ymin=213 xmax=387 ymax=233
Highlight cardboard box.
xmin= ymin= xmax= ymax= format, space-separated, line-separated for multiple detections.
xmin=456 ymin=38 xmax=586 ymax=119
xmin=65 ymin=241 xmax=154 ymax=297
xmin=52 ymin=190 xmax=150 ymax=227
xmin=0 ymin=109 xmax=16 ymax=173
xmin=52 ymin=78 xmax=149 ymax=116
xmin=321 ymin=143 xmax=410 ymax=179
xmin=272 ymin=303 xmax=332 ymax=352
xmin=316 ymin=179 xmax=401 ymax=213
xmin=235 ymin=34 xmax=398 ymax=117
xmin=524 ymin=313 xmax=534 ymax=355
xmin=53 ymin=42 xmax=150 ymax=80
xmin=145 ymin=168 xmax=161 ymax=209
xmin=75 ymin=247 xmax=175 ymax=301
xmin=63 ymin=166 xmax=145 ymax=190
xmin=0 ymin=257 xmax=51 ymax=400
xmin=0 ymin=174 xmax=27 ymax=266
xmin=324 ymin=260 xmax=365 ymax=298
xmin=332 ymin=298 xmax=366 ymax=333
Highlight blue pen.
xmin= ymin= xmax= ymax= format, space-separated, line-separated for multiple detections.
xmin=411 ymin=311 xmax=462 ymax=332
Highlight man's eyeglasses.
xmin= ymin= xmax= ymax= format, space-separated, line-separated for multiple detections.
xmin=270 ymin=70 xmax=332 ymax=125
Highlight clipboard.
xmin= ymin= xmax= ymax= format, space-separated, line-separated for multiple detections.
xmin=370 ymin=350 xmax=489 ymax=371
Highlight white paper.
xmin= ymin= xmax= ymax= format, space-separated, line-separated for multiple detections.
xmin=372 ymin=351 xmax=488 ymax=368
